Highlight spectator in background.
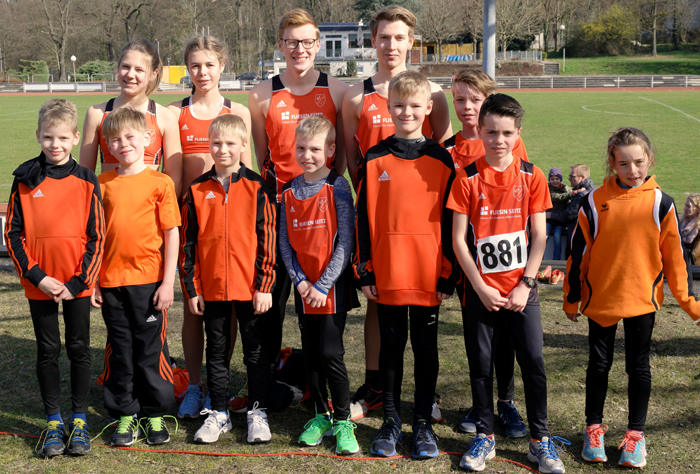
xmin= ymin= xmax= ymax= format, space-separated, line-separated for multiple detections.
xmin=548 ymin=164 xmax=595 ymax=258
xmin=681 ymin=193 xmax=700 ymax=264
xmin=546 ymin=168 xmax=572 ymax=260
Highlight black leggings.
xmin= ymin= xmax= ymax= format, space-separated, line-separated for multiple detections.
xmin=377 ymin=303 xmax=440 ymax=426
xmin=298 ymin=312 xmax=351 ymax=420
xmin=264 ymin=245 xmax=293 ymax=374
xmin=29 ymin=297 xmax=92 ymax=416
xmin=586 ymin=313 xmax=655 ymax=431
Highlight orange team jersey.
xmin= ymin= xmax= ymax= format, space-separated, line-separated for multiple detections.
xmin=353 ymin=78 xmax=434 ymax=185
xmin=99 ymin=168 xmax=181 ymax=287
xmin=262 ymin=73 xmax=336 ymax=202
xmin=283 ymin=171 xmax=354 ymax=314
xmin=443 ymin=133 xmax=528 ymax=171
xmin=447 ymin=156 xmax=551 ymax=300
xmin=99 ymin=98 xmax=163 ymax=165
xmin=178 ymin=97 xmax=233 ymax=154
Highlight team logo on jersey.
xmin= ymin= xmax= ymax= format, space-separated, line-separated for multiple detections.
xmin=372 ymin=114 xmax=381 ymax=124
xmin=276 ymin=100 xmax=287 ymax=108
xmin=281 ymin=111 xmax=290 ymax=120
xmin=368 ymin=103 xmax=378 ymax=111
xmin=293 ymin=219 xmax=298 ymax=228
xmin=181 ymin=124 xmax=189 ymax=130
xmin=205 ymin=191 xmax=216 ymax=199
xmin=187 ymin=135 xmax=194 ymax=142
xmin=478 ymin=192 xmax=486 ymax=200
xmin=455 ymin=163 xmax=461 ymax=169
xmin=33 ymin=189 xmax=44 ymax=198
xmin=480 ymin=206 xmax=488 ymax=216
xmin=315 ymin=94 xmax=326 ymax=107
xmin=290 ymin=206 xmax=296 ymax=213
xmin=378 ymin=171 xmax=390 ymax=181
xmin=145 ymin=130 xmax=156 ymax=146
xmin=513 ymin=185 xmax=524 ymax=201
xmin=600 ymin=203 xmax=609 ymax=212
xmin=317 ymin=197 xmax=328 ymax=212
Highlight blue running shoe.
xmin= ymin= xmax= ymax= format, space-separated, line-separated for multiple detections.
xmin=37 ymin=420 xmax=65 ymax=458
xmin=618 ymin=430 xmax=646 ymax=468
xmin=411 ymin=419 xmax=438 ymax=459
xmin=370 ymin=418 xmax=402 ymax=457
xmin=66 ymin=419 xmax=91 ymax=455
xmin=528 ymin=436 xmax=570 ymax=473
xmin=497 ymin=399 xmax=527 ymax=438
xmin=582 ymin=424 xmax=608 ymax=463
xmin=178 ymin=384 xmax=206 ymax=419
xmin=458 ymin=407 xmax=477 ymax=433
xmin=459 ymin=433 xmax=495 ymax=471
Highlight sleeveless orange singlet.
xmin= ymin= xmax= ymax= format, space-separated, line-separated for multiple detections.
xmin=99 ymin=98 xmax=163 ymax=165
xmin=178 ymin=96 xmax=233 ymax=154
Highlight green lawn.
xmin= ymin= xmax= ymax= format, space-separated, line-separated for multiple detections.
xmin=1 ymin=90 xmax=699 ymax=199
xmin=547 ymin=50 xmax=700 ymax=77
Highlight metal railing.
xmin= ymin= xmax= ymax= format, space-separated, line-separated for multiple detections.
xmin=67 ymin=73 xmax=90 ymax=82
xmin=495 ymin=75 xmax=700 ymax=89
xmin=90 ymin=73 xmax=114 ymax=81
xmin=32 ymin=74 xmax=53 ymax=83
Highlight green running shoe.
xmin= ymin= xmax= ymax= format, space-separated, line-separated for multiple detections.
xmin=298 ymin=413 xmax=333 ymax=447
xmin=334 ymin=418 xmax=359 ymax=455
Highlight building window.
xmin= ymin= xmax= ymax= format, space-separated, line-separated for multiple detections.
xmin=349 ymin=34 xmax=359 ymax=48
xmin=363 ymin=33 xmax=372 ymax=47
xmin=427 ymin=45 xmax=435 ymax=55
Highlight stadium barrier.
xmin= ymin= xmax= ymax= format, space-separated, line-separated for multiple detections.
xmin=22 ymin=82 xmax=107 ymax=92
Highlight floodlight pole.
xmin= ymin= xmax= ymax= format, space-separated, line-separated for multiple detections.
xmin=483 ymin=0 xmax=496 ymax=79
xmin=70 ymin=55 xmax=76 ymax=83
xmin=155 ymin=39 xmax=160 ymax=56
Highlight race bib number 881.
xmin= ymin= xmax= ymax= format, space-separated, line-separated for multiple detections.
xmin=476 ymin=230 xmax=527 ymax=274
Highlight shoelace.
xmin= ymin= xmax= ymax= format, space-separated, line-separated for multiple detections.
xmin=180 ymin=386 xmax=205 ymax=404
xmin=34 ymin=421 xmax=64 ymax=453
xmin=585 ymin=425 xmax=608 ymax=448
xmin=618 ymin=431 xmax=643 ymax=453
xmin=335 ymin=421 xmax=357 ymax=441
xmin=538 ymin=436 xmax=571 ymax=460
xmin=304 ymin=415 xmax=330 ymax=431
xmin=66 ymin=420 xmax=89 ymax=446
xmin=414 ymin=423 xmax=438 ymax=445
xmin=116 ymin=416 xmax=138 ymax=434
xmin=500 ymin=404 xmax=524 ymax=424
xmin=467 ymin=435 xmax=493 ymax=457
xmin=376 ymin=420 xmax=400 ymax=441
xmin=200 ymin=410 xmax=227 ymax=428
xmin=139 ymin=415 xmax=178 ymax=442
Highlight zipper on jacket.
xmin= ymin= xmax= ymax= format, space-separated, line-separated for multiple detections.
xmin=211 ymin=175 xmax=230 ymax=300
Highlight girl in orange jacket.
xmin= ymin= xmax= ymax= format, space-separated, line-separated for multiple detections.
xmin=563 ymin=127 xmax=700 ymax=469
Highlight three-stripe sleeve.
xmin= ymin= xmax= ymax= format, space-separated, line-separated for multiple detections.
xmin=563 ymin=200 xmax=593 ymax=314
xmin=254 ymin=183 xmax=276 ymax=293
xmin=179 ymin=189 xmax=201 ymax=299
xmin=5 ymin=180 xmax=47 ymax=287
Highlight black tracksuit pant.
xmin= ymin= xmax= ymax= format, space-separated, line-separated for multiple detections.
xmin=101 ymin=282 xmax=175 ymax=418
xmin=377 ymin=303 xmax=440 ymax=426
xmin=298 ymin=312 xmax=351 ymax=421
xmin=586 ymin=313 xmax=655 ymax=431
xmin=204 ymin=300 xmax=271 ymax=412
xmin=29 ymin=297 xmax=92 ymax=416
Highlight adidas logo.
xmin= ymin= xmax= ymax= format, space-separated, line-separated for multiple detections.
xmin=181 ymin=124 xmax=189 ymax=130
xmin=378 ymin=171 xmax=390 ymax=181
xmin=290 ymin=206 xmax=295 ymax=212
xmin=478 ymin=193 xmax=486 ymax=200
xmin=455 ymin=163 xmax=460 ymax=169
xmin=146 ymin=315 xmax=157 ymax=323
xmin=277 ymin=100 xmax=287 ymax=108
xmin=205 ymin=191 xmax=216 ymax=199
xmin=33 ymin=189 xmax=44 ymax=198
xmin=368 ymin=103 xmax=378 ymax=111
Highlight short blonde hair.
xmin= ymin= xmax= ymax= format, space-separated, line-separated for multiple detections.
xmin=571 ymin=164 xmax=590 ymax=179
xmin=278 ymin=9 xmax=320 ymax=40
xmin=370 ymin=5 xmax=417 ymax=37
xmin=208 ymin=114 xmax=248 ymax=144
xmin=605 ymin=127 xmax=656 ymax=178
xmin=101 ymin=107 xmax=147 ymax=141
xmin=388 ymin=70 xmax=431 ymax=101
xmin=452 ymin=70 xmax=497 ymax=97
xmin=295 ymin=115 xmax=335 ymax=146
xmin=37 ymin=99 xmax=79 ymax=134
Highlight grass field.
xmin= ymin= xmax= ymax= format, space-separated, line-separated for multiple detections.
xmin=546 ymin=50 xmax=700 ymax=77
xmin=1 ymin=90 xmax=699 ymax=198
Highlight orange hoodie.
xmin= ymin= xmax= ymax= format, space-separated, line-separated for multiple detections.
xmin=563 ymin=175 xmax=700 ymax=326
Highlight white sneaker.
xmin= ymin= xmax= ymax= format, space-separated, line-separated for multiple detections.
xmin=247 ymin=402 xmax=271 ymax=444
xmin=459 ymin=433 xmax=496 ymax=471
xmin=194 ymin=409 xmax=232 ymax=444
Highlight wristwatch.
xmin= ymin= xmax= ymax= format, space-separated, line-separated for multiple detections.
xmin=521 ymin=276 xmax=537 ymax=289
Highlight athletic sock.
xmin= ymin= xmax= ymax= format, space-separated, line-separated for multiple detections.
xmin=47 ymin=413 xmax=62 ymax=423
xmin=71 ymin=413 xmax=87 ymax=423
xmin=365 ymin=370 xmax=381 ymax=391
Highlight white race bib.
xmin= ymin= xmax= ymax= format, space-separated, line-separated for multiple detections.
xmin=476 ymin=230 xmax=527 ymax=274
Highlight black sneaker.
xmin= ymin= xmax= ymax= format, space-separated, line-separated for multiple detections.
xmin=411 ymin=419 xmax=439 ymax=459
xmin=370 ymin=418 xmax=402 ymax=457
xmin=66 ymin=419 xmax=91 ymax=455
xmin=497 ymin=399 xmax=527 ymax=438
xmin=145 ymin=416 xmax=170 ymax=445
xmin=349 ymin=383 xmax=383 ymax=421
xmin=111 ymin=415 xmax=140 ymax=447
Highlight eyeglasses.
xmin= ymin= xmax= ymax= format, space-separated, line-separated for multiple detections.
xmin=282 ymin=38 xmax=317 ymax=50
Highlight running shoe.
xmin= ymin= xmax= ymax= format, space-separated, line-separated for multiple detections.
xmin=298 ymin=413 xmax=333 ymax=446
xmin=177 ymin=384 xmax=209 ymax=419
xmin=194 ymin=409 xmax=232 ymax=444
xmin=528 ymin=436 xmax=570 ymax=473
xmin=37 ymin=420 xmax=65 ymax=458
xmin=497 ymin=399 xmax=527 ymax=438
xmin=411 ymin=419 xmax=439 ymax=459
xmin=459 ymin=433 xmax=496 ymax=471
xmin=228 ymin=383 xmax=249 ymax=413
xmin=66 ymin=419 xmax=91 ymax=455
xmin=111 ymin=415 xmax=140 ymax=447
xmin=431 ymin=394 xmax=443 ymax=423
xmin=349 ymin=383 xmax=382 ymax=421
xmin=370 ymin=418 xmax=402 ymax=457
xmin=549 ymin=269 xmax=565 ymax=285
xmin=334 ymin=418 xmax=359 ymax=455
xmin=538 ymin=265 xmax=552 ymax=281
xmin=247 ymin=402 xmax=271 ymax=444
xmin=145 ymin=416 xmax=170 ymax=445
xmin=458 ymin=407 xmax=477 ymax=433
xmin=618 ymin=430 xmax=646 ymax=468
xmin=582 ymin=424 xmax=608 ymax=463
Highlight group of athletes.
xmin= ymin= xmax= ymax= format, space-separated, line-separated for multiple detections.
xmin=6 ymin=4 xmax=700 ymax=473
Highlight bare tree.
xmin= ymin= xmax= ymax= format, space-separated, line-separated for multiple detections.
xmin=464 ymin=0 xmax=541 ymax=54
xmin=418 ymin=0 xmax=465 ymax=62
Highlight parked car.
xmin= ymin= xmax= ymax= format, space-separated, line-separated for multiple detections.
xmin=262 ymin=70 xmax=275 ymax=80
xmin=180 ymin=75 xmax=192 ymax=87
xmin=237 ymin=72 xmax=259 ymax=81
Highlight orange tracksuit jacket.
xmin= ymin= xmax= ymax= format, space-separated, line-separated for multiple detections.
xmin=179 ymin=164 xmax=276 ymax=301
xmin=563 ymin=175 xmax=700 ymax=326
xmin=353 ymin=136 xmax=458 ymax=306
xmin=5 ymin=154 xmax=104 ymax=300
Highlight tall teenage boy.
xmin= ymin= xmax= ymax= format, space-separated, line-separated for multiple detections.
xmin=341 ymin=5 xmax=452 ymax=420
xmin=448 ymin=94 xmax=568 ymax=473
xmin=354 ymin=71 xmax=457 ymax=460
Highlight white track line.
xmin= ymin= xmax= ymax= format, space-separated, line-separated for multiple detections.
xmin=0 ymin=109 xmax=39 ymax=117
xmin=639 ymin=96 xmax=700 ymax=123
xmin=581 ymin=102 xmax=658 ymax=116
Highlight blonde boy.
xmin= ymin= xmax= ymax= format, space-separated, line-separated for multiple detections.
xmin=180 ymin=114 xmax=276 ymax=444
xmin=95 ymin=107 xmax=180 ymax=447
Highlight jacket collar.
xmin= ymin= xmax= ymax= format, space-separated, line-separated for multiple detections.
xmin=13 ymin=153 xmax=78 ymax=189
